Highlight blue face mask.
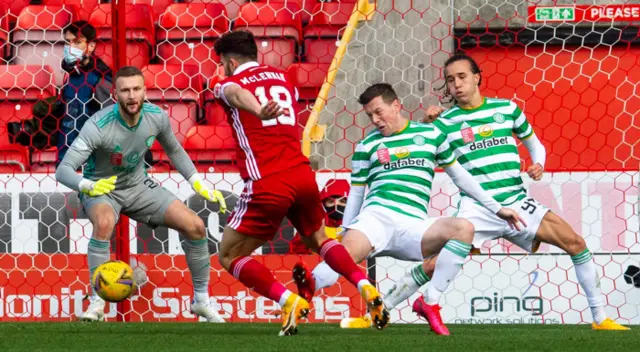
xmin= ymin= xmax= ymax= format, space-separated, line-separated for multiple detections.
xmin=63 ymin=45 xmax=85 ymax=63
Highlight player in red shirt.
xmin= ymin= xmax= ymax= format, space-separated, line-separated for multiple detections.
xmin=212 ymin=31 xmax=389 ymax=336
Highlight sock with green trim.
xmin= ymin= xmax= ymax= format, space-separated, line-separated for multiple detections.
xmin=88 ymin=238 xmax=110 ymax=299
xmin=425 ymin=239 xmax=471 ymax=305
xmin=182 ymin=238 xmax=211 ymax=303
xmin=383 ymin=264 xmax=430 ymax=309
xmin=572 ymin=249 xmax=606 ymax=324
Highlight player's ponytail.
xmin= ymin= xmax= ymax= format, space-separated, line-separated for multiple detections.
xmin=435 ymin=52 xmax=483 ymax=105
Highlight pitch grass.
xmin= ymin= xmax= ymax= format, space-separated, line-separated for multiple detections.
xmin=0 ymin=323 xmax=637 ymax=351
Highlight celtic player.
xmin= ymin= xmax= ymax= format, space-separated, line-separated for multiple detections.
xmin=342 ymin=54 xmax=629 ymax=331
xmin=55 ymin=66 xmax=227 ymax=323
xmin=292 ymin=83 xmax=525 ymax=334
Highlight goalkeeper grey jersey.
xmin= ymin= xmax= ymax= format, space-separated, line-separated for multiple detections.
xmin=55 ymin=102 xmax=196 ymax=191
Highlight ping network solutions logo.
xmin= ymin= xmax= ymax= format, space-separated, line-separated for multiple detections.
xmin=456 ymin=271 xmax=560 ymax=324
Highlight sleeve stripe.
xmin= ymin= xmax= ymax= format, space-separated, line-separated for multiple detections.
xmin=514 ymin=112 xmax=527 ymax=128
xmin=438 ymin=156 xmax=457 ymax=168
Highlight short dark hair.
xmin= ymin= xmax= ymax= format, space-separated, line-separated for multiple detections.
xmin=214 ymin=30 xmax=258 ymax=60
xmin=63 ymin=20 xmax=96 ymax=42
xmin=114 ymin=66 xmax=144 ymax=84
xmin=444 ymin=53 xmax=482 ymax=87
xmin=357 ymin=83 xmax=399 ymax=106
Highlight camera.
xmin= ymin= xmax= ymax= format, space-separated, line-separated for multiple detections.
xmin=6 ymin=97 xmax=64 ymax=150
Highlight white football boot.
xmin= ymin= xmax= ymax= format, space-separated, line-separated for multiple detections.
xmin=190 ymin=299 xmax=225 ymax=323
xmin=79 ymin=296 xmax=106 ymax=322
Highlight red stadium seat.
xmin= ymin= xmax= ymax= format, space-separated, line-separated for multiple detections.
xmin=235 ymin=2 xmax=301 ymax=41
xmin=203 ymin=72 xmax=229 ymax=126
xmin=30 ymin=147 xmax=58 ymax=173
xmin=303 ymin=1 xmax=354 ymax=63
xmin=13 ymin=5 xmax=77 ymax=86
xmin=0 ymin=6 xmax=9 ymax=59
xmin=156 ymin=3 xmax=228 ymax=79
xmin=41 ymin=0 xmax=99 ymax=20
xmin=234 ymin=2 xmax=302 ymax=69
xmin=183 ymin=125 xmax=237 ymax=163
xmin=0 ymin=65 xmax=57 ymax=172
xmin=253 ymin=0 xmax=318 ymax=24
xmin=89 ymin=4 xmax=155 ymax=68
xmin=0 ymin=0 xmax=30 ymax=23
xmin=184 ymin=0 xmax=247 ymax=21
xmin=305 ymin=1 xmax=353 ymax=38
xmin=142 ymin=64 xmax=202 ymax=143
xmin=124 ymin=0 xmax=173 ymax=22
xmin=286 ymin=63 xmax=329 ymax=101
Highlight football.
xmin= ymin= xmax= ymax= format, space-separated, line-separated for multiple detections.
xmin=92 ymin=260 xmax=137 ymax=302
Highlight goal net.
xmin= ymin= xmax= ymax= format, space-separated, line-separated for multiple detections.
xmin=0 ymin=0 xmax=638 ymax=325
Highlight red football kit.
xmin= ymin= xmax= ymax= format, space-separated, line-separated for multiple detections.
xmin=214 ymin=61 xmax=325 ymax=239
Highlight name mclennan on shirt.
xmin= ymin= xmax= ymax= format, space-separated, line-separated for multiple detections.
xmin=240 ymin=71 xmax=287 ymax=85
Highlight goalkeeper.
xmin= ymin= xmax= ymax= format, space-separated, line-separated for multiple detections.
xmin=55 ymin=66 xmax=226 ymax=323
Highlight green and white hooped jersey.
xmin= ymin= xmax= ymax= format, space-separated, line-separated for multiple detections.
xmin=350 ymin=121 xmax=456 ymax=220
xmin=434 ymin=98 xmax=533 ymax=206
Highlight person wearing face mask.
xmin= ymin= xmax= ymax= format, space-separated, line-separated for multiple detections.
xmin=57 ymin=20 xmax=113 ymax=165
xmin=289 ymin=179 xmax=350 ymax=254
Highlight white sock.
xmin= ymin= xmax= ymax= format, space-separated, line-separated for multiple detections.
xmin=572 ymin=249 xmax=606 ymax=324
xmin=425 ymin=240 xmax=471 ymax=305
xmin=384 ymin=264 xmax=430 ymax=309
xmin=194 ymin=291 xmax=209 ymax=303
xmin=278 ymin=290 xmax=293 ymax=307
xmin=357 ymin=279 xmax=371 ymax=292
xmin=312 ymin=261 xmax=341 ymax=290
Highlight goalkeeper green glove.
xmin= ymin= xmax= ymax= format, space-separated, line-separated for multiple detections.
xmin=189 ymin=175 xmax=227 ymax=213
xmin=80 ymin=176 xmax=117 ymax=197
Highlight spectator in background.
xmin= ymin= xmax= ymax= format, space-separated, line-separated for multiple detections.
xmin=289 ymin=179 xmax=351 ymax=254
xmin=57 ymin=20 xmax=113 ymax=164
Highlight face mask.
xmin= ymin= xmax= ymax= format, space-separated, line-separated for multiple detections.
xmin=325 ymin=204 xmax=346 ymax=221
xmin=63 ymin=45 xmax=85 ymax=63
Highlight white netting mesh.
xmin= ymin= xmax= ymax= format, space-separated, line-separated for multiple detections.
xmin=0 ymin=0 xmax=637 ymax=325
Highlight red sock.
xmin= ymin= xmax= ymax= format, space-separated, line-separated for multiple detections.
xmin=319 ymin=239 xmax=368 ymax=287
xmin=230 ymin=256 xmax=288 ymax=303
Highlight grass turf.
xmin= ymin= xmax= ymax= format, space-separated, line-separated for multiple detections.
xmin=0 ymin=323 xmax=636 ymax=351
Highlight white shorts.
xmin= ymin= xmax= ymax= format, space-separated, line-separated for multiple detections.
xmin=456 ymin=196 xmax=550 ymax=253
xmin=345 ymin=206 xmax=437 ymax=262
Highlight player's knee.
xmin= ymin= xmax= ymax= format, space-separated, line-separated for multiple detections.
xmin=450 ymin=218 xmax=474 ymax=243
xmin=567 ymin=233 xmax=587 ymax=256
xmin=183 ymin=216 xmax=206 ymax=240
xmin=93 ymin=216 xmax=115 ymax=240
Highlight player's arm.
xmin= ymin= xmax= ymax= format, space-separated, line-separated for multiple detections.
xmin=156 ymin=114 xmax=227 ymax=212
xmin=434 ymin=129 xmax=526 ymax=230
xmin=512 ymin=106 xmax=546 ymax=181
xmin=342 ymin=142 xmax=370 ymax=227
xmin=221 ymin=83 xmax=282 ymax=120
xmin=54 ymin=120 xmax=116 ymax=196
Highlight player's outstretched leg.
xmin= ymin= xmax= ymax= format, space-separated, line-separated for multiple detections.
xmin=414 ymin=218 xmax=474 ymax=335
xmin=80 ymin=202 xmax=117 ymax=322
xmin=535 ymin=212 xmax=629 ymax=331
xmin=341 ymin=258 xmax=436 ymax=329
xmin=164 ymin=200 xmax=224 ymax=323
xmin=219 ymin=226 xmax=309 ymax=336
xmin=299 ymin=228 xmax=390 ymax=330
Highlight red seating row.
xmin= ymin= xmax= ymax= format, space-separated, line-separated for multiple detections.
xmin=4 ymin=1 xmax=352 ymax=82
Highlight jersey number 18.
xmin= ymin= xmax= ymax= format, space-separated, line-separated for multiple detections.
xmin=255 ymin=86 xmax=296 ymax=127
